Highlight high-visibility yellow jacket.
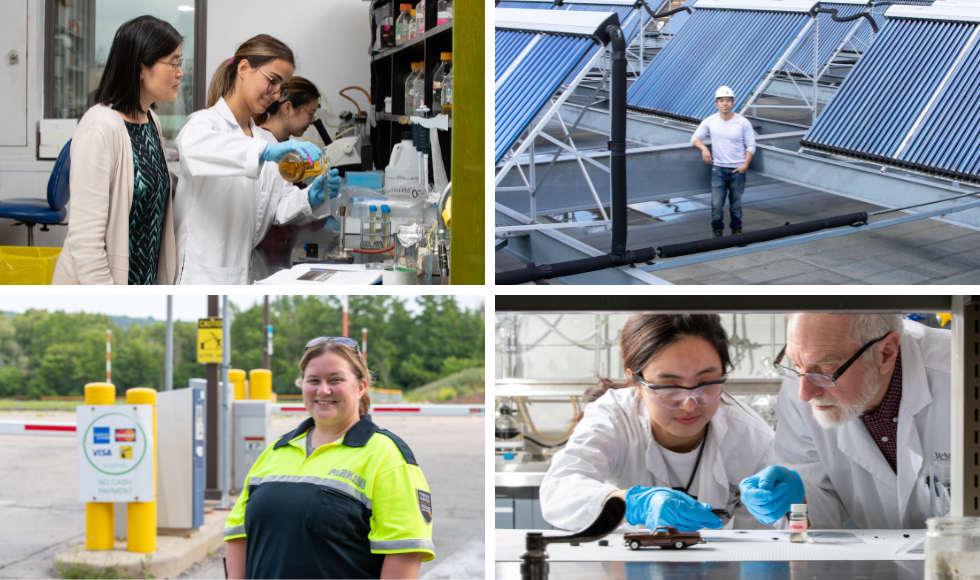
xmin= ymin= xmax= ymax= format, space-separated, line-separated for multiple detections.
xmin=224 ymin=414 xmax=435 ymax=579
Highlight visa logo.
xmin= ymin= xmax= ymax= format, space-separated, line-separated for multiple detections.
xmin=93 ymin=449 xmax=112 ymax=457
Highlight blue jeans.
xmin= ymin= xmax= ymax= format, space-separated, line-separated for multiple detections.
xmin=710 ymin=166 xmax=745 ymax=230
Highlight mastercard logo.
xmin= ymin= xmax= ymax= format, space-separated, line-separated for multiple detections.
xmin=115 ymin=429 xmax=136 ymax=442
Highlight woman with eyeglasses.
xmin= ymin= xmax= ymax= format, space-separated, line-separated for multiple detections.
xmin=223 ymin=337 xmax=434 ymax=579
xmin=539 ymin=314 xmax=777 ymax=533
xmin=53 ymin=15 xmax=182 ymax=285
xmin=172 ymin=35 xmax=341 ymax=284
xmin=256 ymin=76 xmax=323 ymax=148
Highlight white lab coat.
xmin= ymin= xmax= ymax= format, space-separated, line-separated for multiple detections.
xmin=173 ymin=97 xmax=330 ymax=284
xmin=774 ymin=319 xmax=951 ymax=529
xmin=540 ymin=387 xmax=776 ymax=532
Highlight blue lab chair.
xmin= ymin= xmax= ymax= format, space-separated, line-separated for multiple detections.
xmin=0 ymin=139 xmax=71 ymax=247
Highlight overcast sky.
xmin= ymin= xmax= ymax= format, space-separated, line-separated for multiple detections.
xmin=0 ymin=294 xmax=484 ymax=322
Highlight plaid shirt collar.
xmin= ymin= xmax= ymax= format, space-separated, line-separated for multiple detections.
xmin=860 ymin=351 xmax=902 ymax=472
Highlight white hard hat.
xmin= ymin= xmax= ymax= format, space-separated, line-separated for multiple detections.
xmin=715 ymin=86 xmax=735 ymax=99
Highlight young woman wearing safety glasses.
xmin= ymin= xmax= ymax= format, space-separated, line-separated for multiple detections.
xmin=224 ymin=337 xmax=434 ymax=579
xmin=172 ymin=35 xmax=340 ymax=284
xmin=540 ymin=314 xmax=777 ymax=533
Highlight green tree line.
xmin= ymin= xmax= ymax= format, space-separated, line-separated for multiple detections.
xmin=0 ymin=296 xmax=484 ymax=397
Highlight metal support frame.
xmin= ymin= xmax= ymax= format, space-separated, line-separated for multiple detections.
xmin=495 ymin=47 xmax=608 ymax=224
xmin=496 ymin=114 xmax=980 ymax=282
xmin=741 ymin=17 xmax=815 ymax=118
xmin=739 ymin=10 xmax=869 ymax=123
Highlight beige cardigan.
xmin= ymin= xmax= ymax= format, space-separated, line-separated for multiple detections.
xmin=52 ymin=104 xmax=176 ymax=284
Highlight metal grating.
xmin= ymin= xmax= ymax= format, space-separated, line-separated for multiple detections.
xmin=494 ymin=31 xmax=598 ymax=162
xmin=801 ymin=15 xmax=980 ymax=183
xmin=626 ymin=7 xmax=810 ymax=123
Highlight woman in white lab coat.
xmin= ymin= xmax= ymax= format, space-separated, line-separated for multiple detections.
xmin=173 ymin=34 xmax=340 ymax=284
xmin=539 ymin=314 xmax=776 ymax=532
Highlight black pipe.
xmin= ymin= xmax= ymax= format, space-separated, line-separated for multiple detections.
xmin=811 ymin=7 xmax=879 ymax=33
xmin=608 ymin=25 xmax=628 ymax=257
xmin=638 ymin=2 xmax=693 ymax=21
xmin=657 ymin=212 xmax=869 ymax=258
xmin=496 ymin=247 xmax=657 ymax=285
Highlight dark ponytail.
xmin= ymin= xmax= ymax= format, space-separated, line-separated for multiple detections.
xmin=572 ymin=314 xmax=733 ymax=426
xmin=253 ymin=76 xmax=320 ymax=125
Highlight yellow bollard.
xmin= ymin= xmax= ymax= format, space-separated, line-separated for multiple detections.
xmin=229 ymin=369 xmax=247 ymax=400
xmin=84 ymin=383 xmax=116 ymax=550
xmin=125 ymin=388 xmax=157 ymax=554
xmin=249 ymin=369 xmax=272 ymax=400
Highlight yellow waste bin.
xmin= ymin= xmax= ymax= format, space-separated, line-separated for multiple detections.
xmin=0 ymin=246 xmax=61 ymax=284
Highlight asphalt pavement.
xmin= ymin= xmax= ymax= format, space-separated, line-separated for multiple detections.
xmin=0 ymin=410 xmax=485 ymax=579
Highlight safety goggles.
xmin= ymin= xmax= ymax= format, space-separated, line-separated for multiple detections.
xmin=633 ymin=375 xmax=727 ymax=409
xmin=773 ymin=333 xmax=892 ymax=388
xmin=305 ymin=336 xmax=360 ymax=352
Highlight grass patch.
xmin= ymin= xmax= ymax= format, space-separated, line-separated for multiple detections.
xmin=56 ymin=547 xmax=129 ymax=580
xmin=404 ymin=368 xmax=484 ymax=402
xmin=0 ymin=399 xmax=81 ymax=411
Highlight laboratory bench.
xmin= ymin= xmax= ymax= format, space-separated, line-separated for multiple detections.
xmin=496 ymin=529 xmax=926 ymax=579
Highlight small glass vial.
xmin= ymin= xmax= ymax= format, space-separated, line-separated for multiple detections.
xmin=789 ymin=504 xmax=808 ymax=543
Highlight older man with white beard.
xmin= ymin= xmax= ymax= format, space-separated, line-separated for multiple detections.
xmin=737 ymin=314 xmax=952 ymax=530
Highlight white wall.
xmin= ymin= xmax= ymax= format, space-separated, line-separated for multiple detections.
xmin=205 ymin=0 xmax=373 ymax=141
xmin=0 ymin=0 xmax=373 ymax=249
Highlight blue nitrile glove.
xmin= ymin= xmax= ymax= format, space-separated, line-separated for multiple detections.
xmin=625 ymin=486 xmax=724 ymax=532
xmin=308 ymin=173 xmax=327 ymax=208
xmin=739 ymin=466 xmax=806 ymax=525
xmin=323 ymin=216 xmax=341 ymax=231
xmin=326 ymin=168 xmax=341 ymax=199
xmin=260 ymin=139 xmax=323 ymax=164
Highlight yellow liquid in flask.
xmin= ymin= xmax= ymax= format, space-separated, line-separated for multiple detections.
xmin=278 ymin=151 xmax=328 ymax=183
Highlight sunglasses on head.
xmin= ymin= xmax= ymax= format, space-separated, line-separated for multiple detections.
xmin=305 ymin=336 xmax=360 ymax=352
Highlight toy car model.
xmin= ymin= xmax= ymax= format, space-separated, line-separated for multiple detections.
xmin=624 ymin=527 xmax=706 ymax=550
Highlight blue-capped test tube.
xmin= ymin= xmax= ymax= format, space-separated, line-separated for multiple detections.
xmin=369 ymin=205 xmax=378 ymax=247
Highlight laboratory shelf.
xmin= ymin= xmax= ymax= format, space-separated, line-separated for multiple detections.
xmin=369 ymin=2 xmax=453 ymax=172
xmin=371 ymin=21 xmax=454 ymax=62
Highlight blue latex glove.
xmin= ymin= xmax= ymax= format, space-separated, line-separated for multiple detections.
xmin=308 ymin=169 xmax=341 ymax=208
xmin=625 ymin=486 xmax=724 ymax=532
xmin=308 ymin=174 xmax=327 ymax=208
xmin=260 ymin=139 xmax=323 ymax=164
xmin=739 ymin=466 xmax=806 ymax=525
xmin=325 ymin=168 xmax=341 ymax=199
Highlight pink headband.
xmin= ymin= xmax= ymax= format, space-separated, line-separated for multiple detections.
xmin=230 ymin=56 xmax=234 ymax=63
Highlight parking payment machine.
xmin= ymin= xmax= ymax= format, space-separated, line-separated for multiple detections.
xmin=233 ymin=400 xmax=272 ymax=491
xmin=155 ymin=382 xmax=206 ymax=530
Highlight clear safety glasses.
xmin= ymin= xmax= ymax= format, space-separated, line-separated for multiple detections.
xmin=306 ymin=336 xmax=360 ymax=353
xmin=633 ymin=375 xmax=727 ymax=409
xmin=773 ymin=333 xmax=892 ymax=388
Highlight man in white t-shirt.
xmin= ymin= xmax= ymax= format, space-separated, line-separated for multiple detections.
xmin=691 ymin=86 xmax=757 ymax=237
